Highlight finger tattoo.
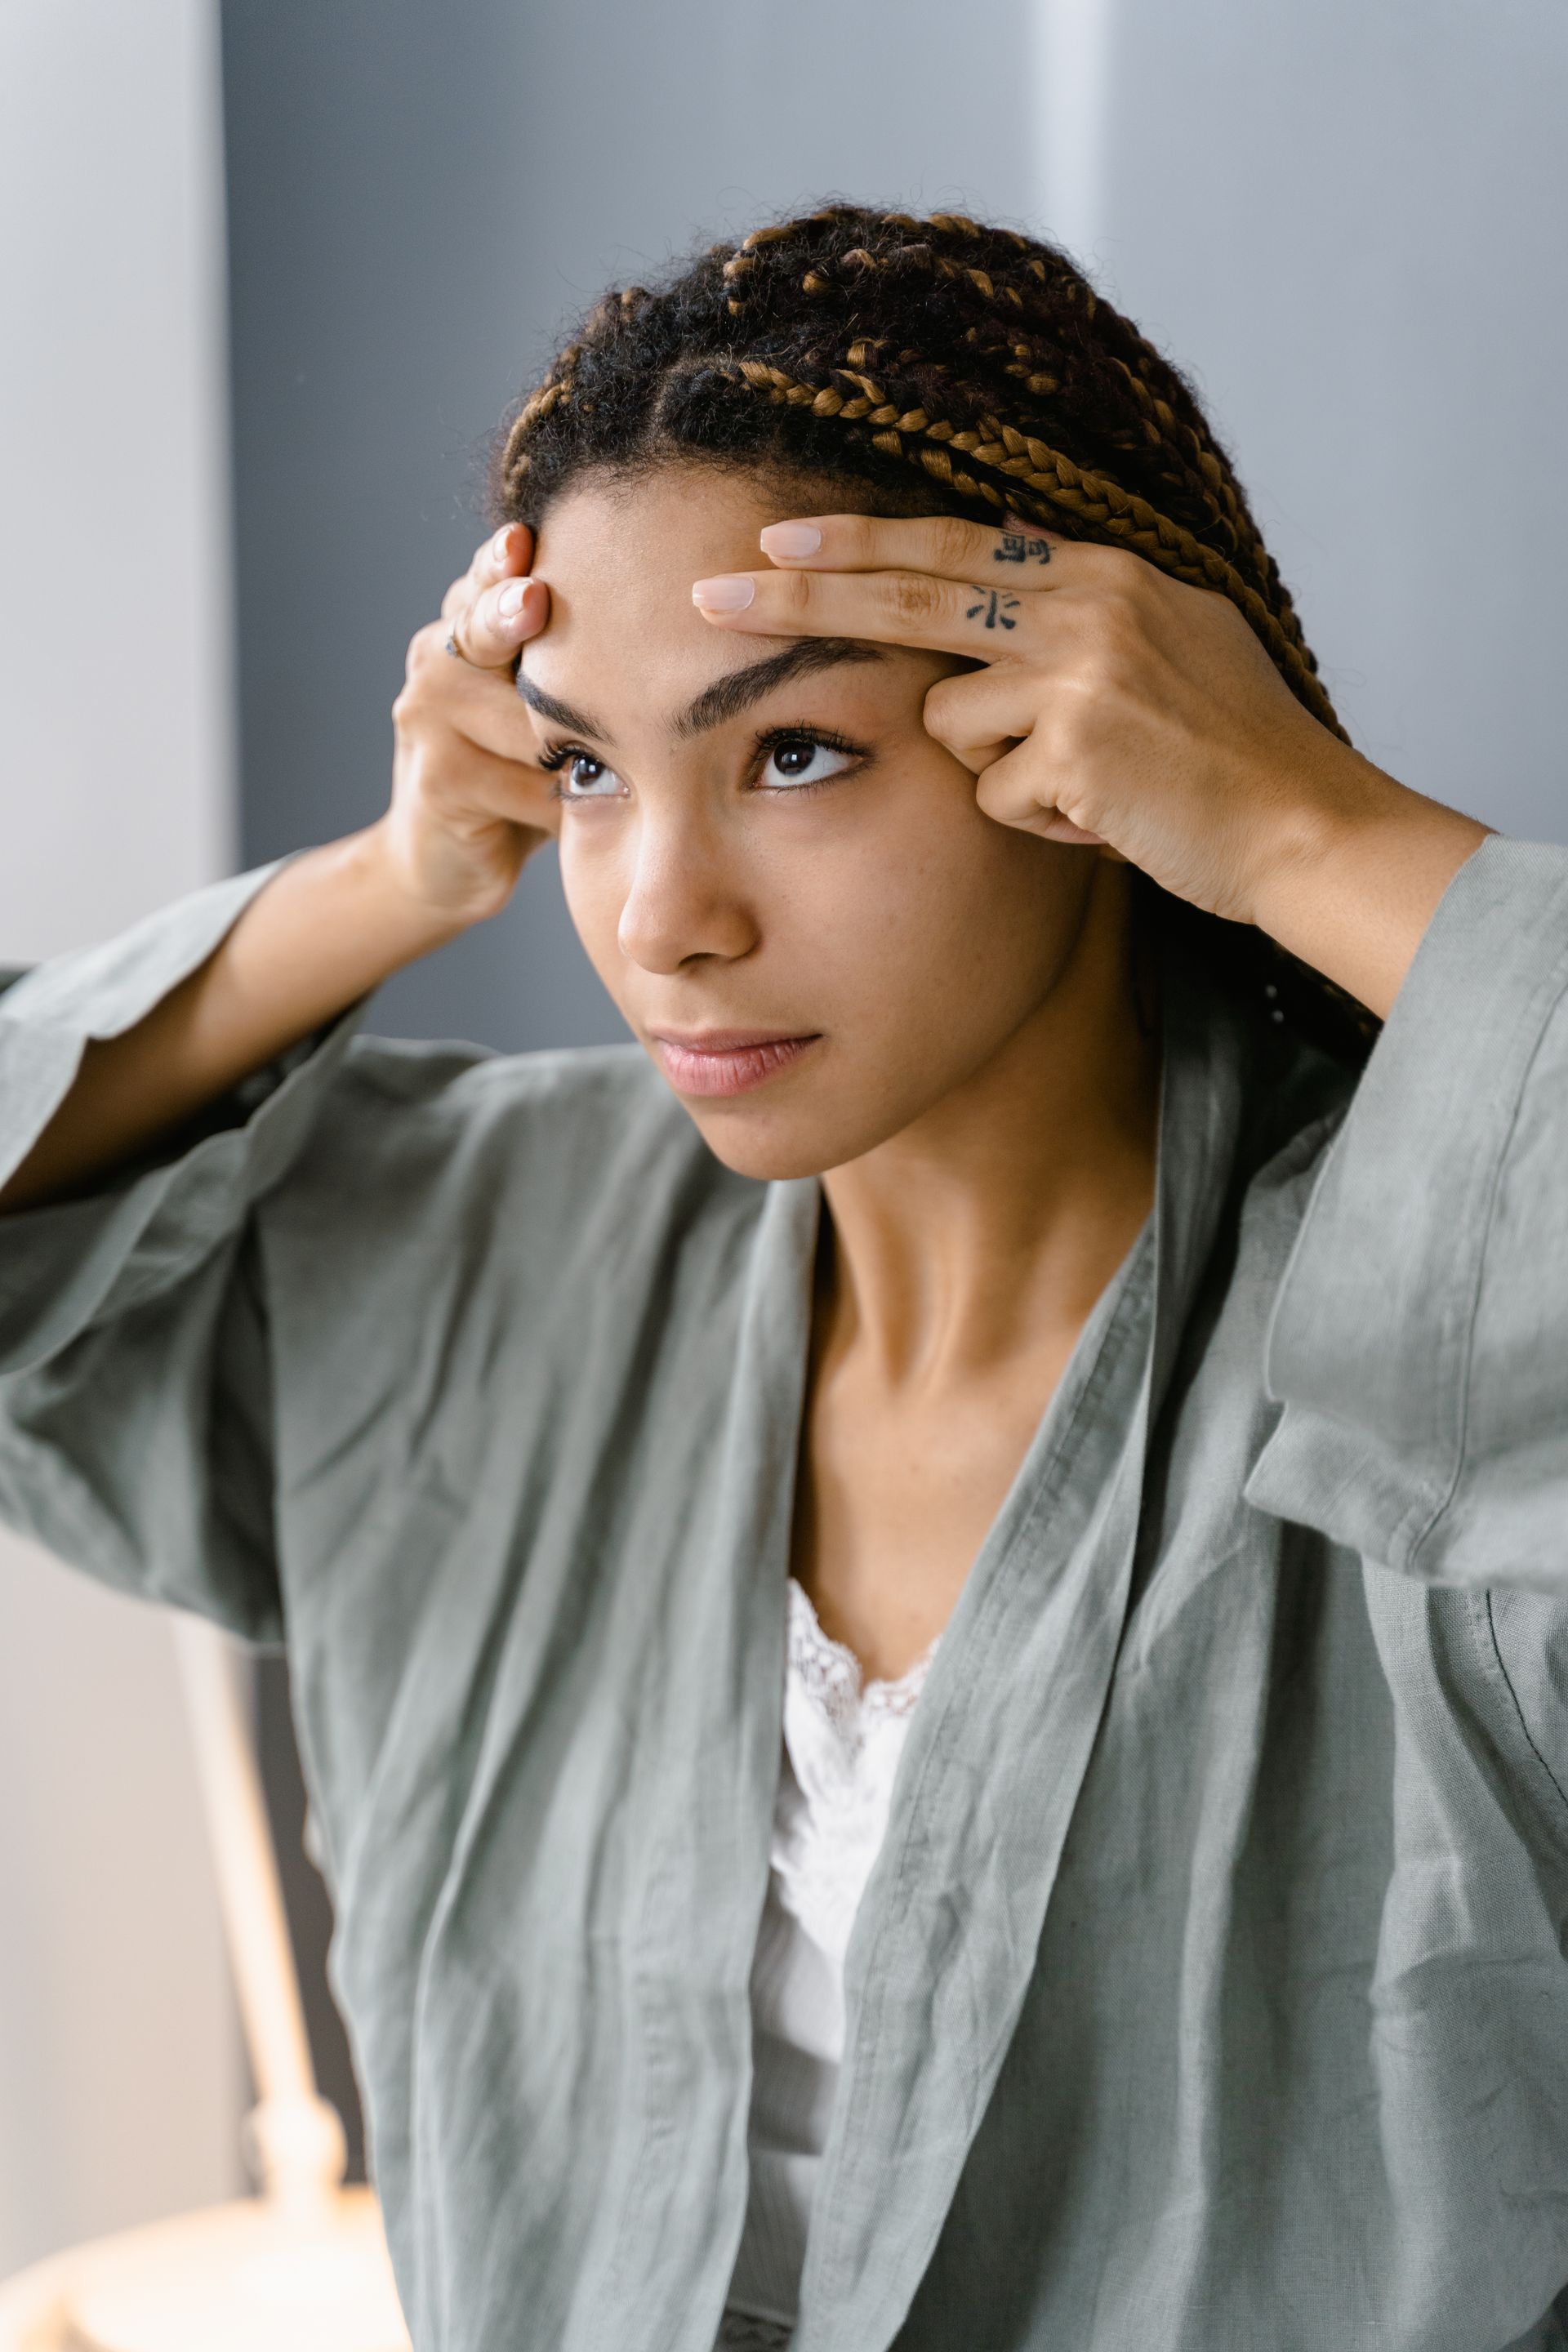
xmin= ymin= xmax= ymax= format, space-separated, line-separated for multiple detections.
xmin=993 ymin=533 xmax=1052 ymax=567
xmin=966 ymin=586 xmax=1022 ymax=630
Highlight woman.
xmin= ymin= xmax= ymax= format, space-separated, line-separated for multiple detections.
xmin=2 ymin=205 xmax=1564 ymax=2351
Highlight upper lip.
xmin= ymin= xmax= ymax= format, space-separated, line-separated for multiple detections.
xmin=647 ymin=1025 xmax=818 ymax=1053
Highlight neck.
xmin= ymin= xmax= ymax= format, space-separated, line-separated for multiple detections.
xmin=817 ymin=862 xmax=1160 ymax=1389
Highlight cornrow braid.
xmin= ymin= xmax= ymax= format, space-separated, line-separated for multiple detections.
xmin=719 ymin=354 xmax=1340 ymax=738
xmin=499 ymin=284 xmax=649 ymax=496
xmin=491 ymin=203 xmax=1375 ymax=1058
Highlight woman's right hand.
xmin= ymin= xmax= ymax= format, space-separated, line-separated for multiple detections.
xmin=381 ymin=523 xmax=558 ymax=925
xmin=2 ymin=526 xmax=564 ymax=1215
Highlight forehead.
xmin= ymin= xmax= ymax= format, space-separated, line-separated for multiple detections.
xmin=523 ymin=469 xmax=800 ymax=718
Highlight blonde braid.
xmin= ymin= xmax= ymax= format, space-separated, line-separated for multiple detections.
xmin=809 ymin=216 xmax=1306 ymax=651
xmin=722 ymin=357 xmax=1346 ymax=741
xmin=497 ymin=287 xmax=651 ymax=507
xmin=498 ymin=345 xmax=581 ymax=506
xmin=794 ymin=223 xmax=1295 ymax=647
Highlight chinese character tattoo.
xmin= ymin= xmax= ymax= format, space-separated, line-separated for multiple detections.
xmin=993 ymin=532 xmax=1052 ymax=567
xmin=965 ymin=586 xmax=1022 ymax=630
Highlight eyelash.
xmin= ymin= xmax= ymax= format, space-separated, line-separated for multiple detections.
xmin=537 ymin=724 xmax=868 ymax=802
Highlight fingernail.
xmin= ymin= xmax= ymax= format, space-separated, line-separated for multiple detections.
xmin=760 ymin=521 xmax=821 ymax=558
xmin=492 ymin=526 xmax=514 ymax=564
xmin=692 ymin=575 xmax=755 ymax=612
xmin=497 ymin=577 xmax=532 ymax=619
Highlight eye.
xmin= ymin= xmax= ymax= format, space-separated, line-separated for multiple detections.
xmin=758 ymin=735 xmax=858 ymax=791
xmin=543 ymin=747 xmax=626 ymax=800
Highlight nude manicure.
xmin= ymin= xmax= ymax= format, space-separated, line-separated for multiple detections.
xmin=760 ymin=522 xmax=822 ymax=558
xmin=692 ymin=576 xmax=756 ymax=612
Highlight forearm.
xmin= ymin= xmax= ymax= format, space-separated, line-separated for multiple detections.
xmin=1250 ymin=757 xmax=1492 ymax=1022
xmin=0 ymin=821 xmax=466 ymax=1214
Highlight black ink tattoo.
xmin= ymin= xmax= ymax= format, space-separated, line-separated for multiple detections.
xmin=965 ymin=586 xmax=1021 ymax=630
xmin=993 ymin=532 xmax=1052 ymax=567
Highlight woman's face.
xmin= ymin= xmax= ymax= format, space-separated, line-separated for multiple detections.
xmin=521 ymin=466 xmax=1104 ymax=1181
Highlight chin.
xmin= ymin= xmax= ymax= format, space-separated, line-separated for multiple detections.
xmin=678 ymin=1094 xmax=901 ymax=1185
xmin=683 ymin=1114 xmax=837 ymax=1183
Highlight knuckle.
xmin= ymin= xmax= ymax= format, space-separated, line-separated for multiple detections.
xmin=405 ymin=620 xmax=448 ymax=679
xmin=931 ymin=514 xmax=978 ymax=573
xmin=1080 ymin=576 xmax=1147 ymax=663
xmin=1093 ymin=550 xmax=1151 ymax=615
xmin=887 ymin=571 xmax=943 ymax=628
xmin=922 ymin=675 xmax=958 ymax=731
xmin=779 ymin=568 xmax=817 ymax=617
xmin=1080 ymin=542 xmax=1136 ymax=586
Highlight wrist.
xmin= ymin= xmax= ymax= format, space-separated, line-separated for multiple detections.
xmin=1247 ymin=759 xmax=1491 ymax=1022
xmin=352 ymin=817 xmax=492 ymax=953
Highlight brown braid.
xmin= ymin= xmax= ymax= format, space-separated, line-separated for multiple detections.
xmin=490 ymin=203 xmax=1376 ymax=1059
xmin=716 ymin=354 xmax=1341 ymax=737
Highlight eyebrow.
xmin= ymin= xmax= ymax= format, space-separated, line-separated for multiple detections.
xmin=514 ymin=637 xmax=887 ymax=746
xmin=674 ymin=639 xmax=886 ymax=737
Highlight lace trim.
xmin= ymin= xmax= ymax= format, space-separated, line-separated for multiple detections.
xmin=715 ymin=2311 xmax=795 ymax=2350
xmin=786 ymin=1577 xmax=938 ymax=1762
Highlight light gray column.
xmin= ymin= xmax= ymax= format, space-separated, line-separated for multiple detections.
xmin=0 ymin=0 xmax=243 ymax=2275
xmin=1080 ymin=0 xmax=1568 ymax=842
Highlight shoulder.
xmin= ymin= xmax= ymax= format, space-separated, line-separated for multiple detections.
xmin=339 ymin=1031 xmax=681 ymax=1147
xmin=285 ymin=1029 xmax=747 ymax=1254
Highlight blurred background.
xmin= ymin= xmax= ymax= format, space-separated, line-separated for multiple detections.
xmin=2 ymin=0 xmax=1566 ymax=2279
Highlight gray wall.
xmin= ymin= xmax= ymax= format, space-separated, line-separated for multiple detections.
xmin=1090 ymin=0 xmax=1568 ymax=846
xmin=222 ymin=0 xmax=1043 ymax=1055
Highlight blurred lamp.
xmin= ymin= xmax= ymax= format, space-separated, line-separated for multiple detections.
xmin=0 ymin=1619 xmax=409 ymax=2352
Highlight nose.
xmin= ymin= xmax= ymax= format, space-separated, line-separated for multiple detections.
xmin=616 ymin=808 xmax=759 ymax=975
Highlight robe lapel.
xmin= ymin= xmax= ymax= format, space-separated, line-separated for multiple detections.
xmin=589 ymin=1172 xmax=823 ymax=2352
xmin=794 ymin=978 xmax=1254 ymax=2352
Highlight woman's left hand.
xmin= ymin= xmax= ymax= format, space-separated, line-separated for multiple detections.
xmin=693 ymin=513 xmax=1490 ymax=1018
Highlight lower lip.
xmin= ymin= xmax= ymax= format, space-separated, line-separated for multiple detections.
xmin=653 ymin=1034 xmax=820 ymax=1098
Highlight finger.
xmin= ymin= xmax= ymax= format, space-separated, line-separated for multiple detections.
xmin=402 ymin=618 xmax=552 ymax=765
xmin=755 ymin=510 xmax=1070 ymax=588
xmin=923 ymin=666 xmax=1045 ymax=772
xmin=971 ymin=738 xmax=1105 ymax=846
xmin=441 ymin=523 xmax=535 ymax=621
xmin=449 ymin=573 xmax=550 ymax=667
xmin=692 ymin=562 xmax=1043 ymax=660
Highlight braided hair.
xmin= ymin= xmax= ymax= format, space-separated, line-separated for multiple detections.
xmin=492 ymin=204 xmax=1374 ymax=1060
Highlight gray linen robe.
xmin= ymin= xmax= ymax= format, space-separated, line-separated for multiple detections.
xmin=3 ymin=834 xmax=1568 ymax=2352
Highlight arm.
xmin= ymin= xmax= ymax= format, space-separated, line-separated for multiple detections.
xmin=0 ymin=525 xmax=555 ymax=1633
xmin=1244 ymin=833 xmax=1568 ymax=1589
xmin=1 ymin=523 xmax=559 ymax=1214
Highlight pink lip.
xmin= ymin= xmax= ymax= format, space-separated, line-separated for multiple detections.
xmin=648 ymin=1027 xmax=821 ymax=1098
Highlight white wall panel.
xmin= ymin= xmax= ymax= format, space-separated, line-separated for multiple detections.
xmin=0 ymin=0 xmax=242 ymax=2275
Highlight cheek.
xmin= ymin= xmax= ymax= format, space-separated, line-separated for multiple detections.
xmin=556 ymin=825 xmax=631 ymax=984
xmin=797 ymin=805 xmax=1089 ymax=1046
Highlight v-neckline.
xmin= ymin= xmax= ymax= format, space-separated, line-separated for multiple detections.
xmin=786 ymin=970 xmax=1257 ymax=2352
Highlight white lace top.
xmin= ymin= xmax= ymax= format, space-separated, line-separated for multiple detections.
xmin=718 ymin=1579 xmax=939 ymax=2350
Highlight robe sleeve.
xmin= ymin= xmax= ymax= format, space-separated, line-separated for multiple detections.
xmin=1245 ymin=832 xmax=1568 ymax=1592
xmin=0 ymin=860 xmax=368 ymax=1644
